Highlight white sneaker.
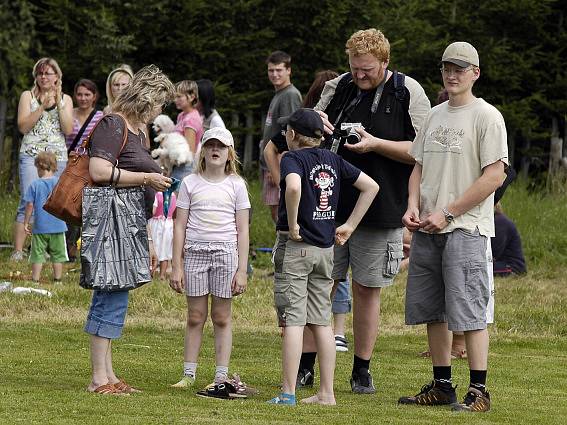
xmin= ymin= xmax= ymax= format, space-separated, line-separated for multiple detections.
xmin=171 ymin=375 xmax=195 ymax=388
xmin=10 ymin=250 xmax=25 ymax=262
xmin=335 ymin=335 xmax=348 ymax=352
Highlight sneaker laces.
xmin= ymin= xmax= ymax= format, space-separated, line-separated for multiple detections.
xmin=463 ymin=390 xmax=480 ymax=406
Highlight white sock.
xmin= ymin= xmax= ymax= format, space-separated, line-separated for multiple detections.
xmin=214 ymin=365 xmax=229 ymax=383
xmin=183 ymin=362 xmax=197 ymax=378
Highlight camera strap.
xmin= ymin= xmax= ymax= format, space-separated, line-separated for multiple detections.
xmin=333 ymin=70 xmax=389 ymax=128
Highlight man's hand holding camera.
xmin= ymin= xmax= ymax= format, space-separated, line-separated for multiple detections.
xmin=344 ymin=127 xmax=380 ymax=154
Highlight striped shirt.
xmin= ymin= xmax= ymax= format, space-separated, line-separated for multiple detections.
xmin=66 ymin=110 xmax=104 ymax=150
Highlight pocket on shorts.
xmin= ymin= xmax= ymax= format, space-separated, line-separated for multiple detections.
xmin=274 ymin=274 xmax=292 ymax=326
xmin=282 ymin=241 xmax=311 ymax=277
xmin=383 ymin=241 xmax=403 ymax=278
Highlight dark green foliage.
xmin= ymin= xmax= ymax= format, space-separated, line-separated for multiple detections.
xmin=0 ymin=0 xmax=565 ymax=171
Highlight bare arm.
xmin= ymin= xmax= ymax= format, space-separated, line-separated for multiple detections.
xmin=402 ymin=163 xmax=422 ymax=231
xmin=264 ymin=140 xmax=282 ymax=185
xmin=23 ymin=202 xmax=34 ymax=235
xmin=421 ymin=160 xmax=506 ymax=233
xmin=183 ymin=128 xmax=197 ymax=155
xmin=232 ymin=208 xmax=250 ymax=295
xmin=57 ymin=93 xmax=74 ymax=136
xmin=89 ymin=157 xmax=171 ymax=190
xmin=335 ymin=172 xmax=379 ymax=244
xmin=169 ymin=207 xmax=189 ymax=293
xmin=285 ymin=173 xmax=302 ymax=241
xmin=17 ymin=91 xmax=44 ymax=134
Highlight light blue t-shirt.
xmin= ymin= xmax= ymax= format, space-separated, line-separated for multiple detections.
xmin=23 ymin=176 xmax=67 ymax=234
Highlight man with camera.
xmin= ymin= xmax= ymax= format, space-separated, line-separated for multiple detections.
xmin=309 ymin=28 xmax=430 ymax=394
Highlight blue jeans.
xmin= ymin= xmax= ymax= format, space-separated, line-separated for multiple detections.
xmin=84 ymin=290 xmax=129 ymax=339
xmin=16 ymin=153 xmax=66 ymax=223
xmin=170 ymin=162 xmax=194 ymax=183
xmin=332 ymin=277 xmax=351 ymax=314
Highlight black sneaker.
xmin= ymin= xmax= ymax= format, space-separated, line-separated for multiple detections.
xmin=398 ymin=381 xmax=457 ymax=406
xmin=451 ymin=387 xmax=491 ymax=412
xmin=350 ymin=368 xmax=376 ymax=394
xmin=296 ymin=368 xmax=314 ymax=388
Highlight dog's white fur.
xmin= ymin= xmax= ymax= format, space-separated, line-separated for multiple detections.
xmin=151 ymin=115 xmax=192 ymax=174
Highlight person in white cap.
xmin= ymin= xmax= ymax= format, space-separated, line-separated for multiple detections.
xmin=169 ymin=127 xmax=251 ymax=396
xmin=398 ymin=41 xmax=508 ymax=412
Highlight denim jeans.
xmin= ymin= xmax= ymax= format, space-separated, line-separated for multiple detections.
xmin=84 ymin=290 xmax=130 ymax=339
xmin=16 ymin=153 xmax=66 ymax=222
xmin=332 ymin=276 xmax=351 ymax=314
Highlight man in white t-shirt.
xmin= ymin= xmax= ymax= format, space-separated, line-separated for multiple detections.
xmin=398 ymin=42 xmax=508 ymax=413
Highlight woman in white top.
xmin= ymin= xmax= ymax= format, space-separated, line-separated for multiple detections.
xmin=12 ymin=57 xmax=73 ymax=261
xmin=196 ymin=79 xmax=226 ymax=131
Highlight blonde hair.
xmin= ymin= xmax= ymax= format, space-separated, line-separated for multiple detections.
xmin=112 ymin=65 xmax=175 ymax=124
xmin=288 ymin=127 xmax=322 ymax=148
xmin=345 ymin=28 xmax=390 ymax=62
xmin=34 ymin=151 xmax=57 ymax=172
xmin=196 ymin=143 xmax=242 ymax=177
xmin=105 ymin=65 xmax=134 ymax=107
xmin=31 ymin=58 xmax=63 ymax=96
xmin=176 ymin=80 xmax=199 ymax=106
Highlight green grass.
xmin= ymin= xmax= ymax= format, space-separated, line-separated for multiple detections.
xmin=1 ymin=180 xmax=567 ymax=424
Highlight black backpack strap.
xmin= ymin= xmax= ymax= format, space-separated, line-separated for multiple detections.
xmin=393 ymin=70 xmax=406 ymax=102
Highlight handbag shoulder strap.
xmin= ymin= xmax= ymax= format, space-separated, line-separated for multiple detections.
xmin=67 ymin=109 xmax=98 ymax=154
xmin=82 ymin=113 xmax=129 ymax=156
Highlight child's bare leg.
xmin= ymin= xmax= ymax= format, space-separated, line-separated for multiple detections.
xmin=159 ymin=261 xmax=168 ymax=280
xmin=185 ymin=295 xmax=208 ymax=362
xmin=31 ymin=263 xmax=43 ymax=282
xmin=281 ymin=326 xmax=304 ymax=395
xmin=211 ymin=296 xmax=232 ymax=381
xmin=301 ymin=324 xmax=336 ymax=405
xmin=52 ymin=262 xmax=63 ymax=280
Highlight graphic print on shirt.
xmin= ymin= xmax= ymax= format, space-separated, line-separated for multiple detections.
xmin=310 ymin=164 xmax=337 ymax=220
xmin=425 ymin=125 xmax=464 ymax=154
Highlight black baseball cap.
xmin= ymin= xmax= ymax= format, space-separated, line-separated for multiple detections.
xmin=277 ymin=108 xmax=324 ymax=138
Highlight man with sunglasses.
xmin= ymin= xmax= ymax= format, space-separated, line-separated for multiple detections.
xmin=398 ymin=42 xmax=508 ymax=412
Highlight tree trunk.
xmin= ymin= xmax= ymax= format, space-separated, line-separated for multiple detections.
xmin=0 ymin=98 xmax=6 ymax=166
xmin=243 ymin=111 xmax=254 ymax=171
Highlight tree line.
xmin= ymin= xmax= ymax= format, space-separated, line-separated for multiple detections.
xmin=1 ymin=0 xmax=565 ymax=181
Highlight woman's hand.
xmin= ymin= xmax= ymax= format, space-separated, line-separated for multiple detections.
xmin=54 ymin=80 xmax=63 ymax=106
xmin=144 ymin=173 xmax=172 ymax=191
xmin=39 ymin=89 xmax=56 ymax=109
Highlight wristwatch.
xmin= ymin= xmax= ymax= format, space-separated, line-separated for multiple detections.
xmin=442 ymin=207 xmax=454 ymax=223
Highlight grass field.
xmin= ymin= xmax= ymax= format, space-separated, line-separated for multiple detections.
xmin=1 ymin=179 xmax=566 ymax=424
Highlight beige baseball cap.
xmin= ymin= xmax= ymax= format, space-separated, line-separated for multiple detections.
xmin=442 ymin=42 xmax=479 ymax=67
xmin=202 ymin=127 xmax=234 ymax=147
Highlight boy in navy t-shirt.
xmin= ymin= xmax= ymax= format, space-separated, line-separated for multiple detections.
xmin=268 ymin=108 xmax=379 ymax=406
xmin=23 ymin=151 xmax=68 ymax=283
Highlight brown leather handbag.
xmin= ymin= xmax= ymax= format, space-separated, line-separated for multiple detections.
xmin=44 ymin=114 xmax=128 ymax=225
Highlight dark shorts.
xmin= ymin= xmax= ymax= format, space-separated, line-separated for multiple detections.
xmin=405 ymin=229 xmax=490 ymax=332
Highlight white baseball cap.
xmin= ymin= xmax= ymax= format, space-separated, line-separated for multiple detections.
xmin=442 ymin=42 xmax=479 ymax=67
xmin=202 ymin=127 xmax=234 ymax=147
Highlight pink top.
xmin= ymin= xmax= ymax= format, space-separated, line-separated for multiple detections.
xmin=177 ymin=174 xmax=250 ymax=242
xmin=152 ymin=192 xmax=177 ymax=219
xmin=66 ymin=110 xmax=104 ymax=150
xmin=174 ymin=109 xmax=204 ymax=148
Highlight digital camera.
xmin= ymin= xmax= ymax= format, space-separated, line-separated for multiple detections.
xmin=324 ymin=122 xmax=364 ymax=153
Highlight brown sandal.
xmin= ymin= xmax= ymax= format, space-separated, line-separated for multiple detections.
xmin=91 ymin=383 xmax=121 ymax=395
xmin=114 ymin=379 xmax=142 ymax=394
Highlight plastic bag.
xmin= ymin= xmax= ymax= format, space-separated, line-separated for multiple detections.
xmin=80 ymin=186 xmax=151 ymax=292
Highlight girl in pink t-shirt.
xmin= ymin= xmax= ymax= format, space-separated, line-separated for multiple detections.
xmin=170 ymin=127 xmax=250 ymax=391
xmin=171 ymin=80 xmax=204 ymax=181
xmin=148 ymin=191 xmax=176 ymax=280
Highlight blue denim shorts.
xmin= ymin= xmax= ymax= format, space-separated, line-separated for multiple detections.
xmin=332 ymin=277 xmax=351 ymax=314
xmin=84 ymin=290 xmax=129 ymax=339
xmin=16 ymin=154 xmax=66 ymax=223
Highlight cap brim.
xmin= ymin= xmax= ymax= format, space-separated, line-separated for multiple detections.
xmin=443 ymin=58 xmax=472 ymax=68
xmin=277 ymin=116 xmax=290 ymax=126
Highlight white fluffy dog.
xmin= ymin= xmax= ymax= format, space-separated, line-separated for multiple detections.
xmin=151 ymin=115 xmax=192 ymax=174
